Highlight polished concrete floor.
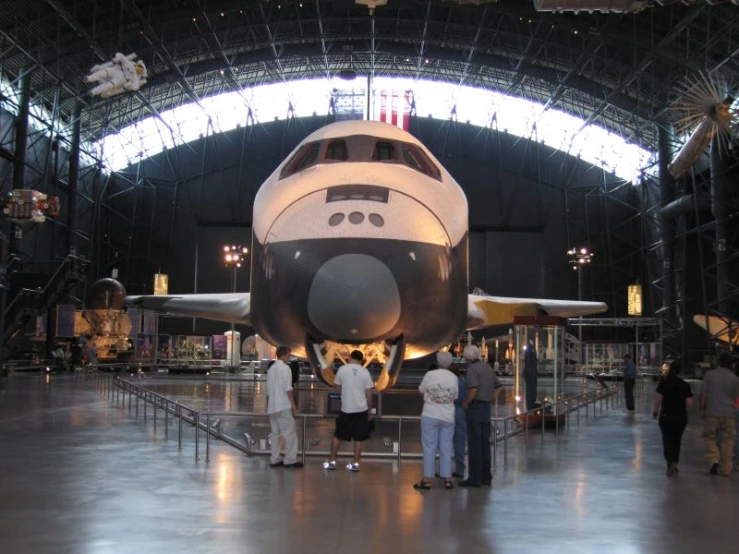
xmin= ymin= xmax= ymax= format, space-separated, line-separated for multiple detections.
xmin=0 ymin=374 xmax=737 ymax=554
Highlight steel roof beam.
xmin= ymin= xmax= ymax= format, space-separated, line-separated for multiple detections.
xmin=578 ymin=3 xmax=706 ymax=131
xmin=119 ymin=0 xmax=201 ymax=105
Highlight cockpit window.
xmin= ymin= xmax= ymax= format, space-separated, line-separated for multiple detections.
xmin=325 ymin=139 xmax=348 ymax=161
xmin=280 ymin=142 xmax=321 ymax=179
xmin=280 ymin=135 xmax=441 ymax=182
xmin=372 ymin=141 xmax=395 ymax=161
xmin=401 ymin=144 xmax=442 ymax=181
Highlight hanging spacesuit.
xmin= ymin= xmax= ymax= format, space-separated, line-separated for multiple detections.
xmin=84 ymin=53 xmax=148 ymax=98
xmin=524 ymin=341 xmax=538 ymax=411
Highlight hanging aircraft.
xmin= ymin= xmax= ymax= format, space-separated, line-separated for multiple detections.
xmin=693 ymin=314 xmax=739 ymax=349
xmin=125 ymin=120 xmax=607 ymax=390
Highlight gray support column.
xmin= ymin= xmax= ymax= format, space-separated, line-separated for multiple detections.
xmin=12 ymin=68 xmax=31 ymax=190
xmin=67 ymin=103 xmax=82 ymax=255
xmin=710 ymin=136 xmax=730 ymax=314
xmin=11 ymin=68 xmax=32 ymax=252
xmin=657 ymin=124 xmax=675 ymax=322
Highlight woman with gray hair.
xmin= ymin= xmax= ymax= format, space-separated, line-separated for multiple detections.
xmin=414 ymin=351 xmax=459 ymax=490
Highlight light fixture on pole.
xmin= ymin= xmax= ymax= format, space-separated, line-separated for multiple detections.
xmin=567 ymin=246 xmax=593 ymax=367
xmin=223 ymin=245 xmax=249 ymax=371
xmin=627 ymin=283 xmax=642 ymax=317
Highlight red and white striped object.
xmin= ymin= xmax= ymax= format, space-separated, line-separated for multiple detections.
xmin=374 ymin=90 xmax=411 ymax=131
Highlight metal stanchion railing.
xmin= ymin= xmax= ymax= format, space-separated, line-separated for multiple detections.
xmin=301 ymin=416 xmax=308 ymax=464
xmin=83 ymin=373 xmax=622 ymax=469
xmin=178 ymin=404 xmax=183 ymax=449
xmin=397 ymin=418 xmax=402 ymax=465
xmin=206 ymin=413 xmax=211 ymax=462
xmin=194 ymin=412 xmax=200 ymax=461
xmin=503 ymin=418 xmax=508 ymax=467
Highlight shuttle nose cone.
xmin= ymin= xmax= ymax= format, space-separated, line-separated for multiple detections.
xmin=307 ymin=254 xmax=401 ymax=340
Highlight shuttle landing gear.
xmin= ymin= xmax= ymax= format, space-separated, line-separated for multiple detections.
xmin=304 ymin=335 xmax=406 ymax=391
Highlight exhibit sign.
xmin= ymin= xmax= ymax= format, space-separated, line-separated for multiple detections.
xmin=627 ymin=284 xmax=642 ymax=316
xmin=153 ymin=273 xmax=168 ymax=296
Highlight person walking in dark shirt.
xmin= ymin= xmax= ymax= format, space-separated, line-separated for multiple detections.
xmin=623 ymin=354 xmax=637 ymax=412
xmin=652 ymin=360 xmax=693 ymax=477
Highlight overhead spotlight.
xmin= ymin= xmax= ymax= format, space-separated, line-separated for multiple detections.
xmin=354 ymin=0 xmax=388 ymax=14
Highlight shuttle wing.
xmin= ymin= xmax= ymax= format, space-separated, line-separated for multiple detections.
xmin=466 ymin=294 xmax=607 ymax=330
xmin=125 ymin=293 xmax=251 ymax=325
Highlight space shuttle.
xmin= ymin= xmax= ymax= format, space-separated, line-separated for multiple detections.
xmin=126 ymin=120 xmax=606 ymax=390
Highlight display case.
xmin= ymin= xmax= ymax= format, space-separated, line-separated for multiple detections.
xmin=154 ymin=335 xmax=218 ymax=373
xmin=512 ymin=316 xmax=567 ymax=417
xmin=583 ymin=341 xmax=661 ymax=378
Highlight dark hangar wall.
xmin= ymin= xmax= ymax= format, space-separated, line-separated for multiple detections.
xmin=106 ymin=115 xmax=642 ymax=337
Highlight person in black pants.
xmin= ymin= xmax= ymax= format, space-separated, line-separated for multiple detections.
xmin=460 ymin=345 xmax=502 ymax=487
xmin=652 ymin=360 xmax=693 ymax=477
xmin=623 ymin=354 xmax=637 ymax=411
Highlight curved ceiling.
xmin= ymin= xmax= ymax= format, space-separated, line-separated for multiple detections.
xmin=1 ymin=0 xmax=738 ymax=152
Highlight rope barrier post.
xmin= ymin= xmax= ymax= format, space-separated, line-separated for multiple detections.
xmin=165 ymin=399 xmax=169 ymax=440
xmin=194 ymin=411 xmax=200 ymax=461
xmin=206 ymin=413 xmax=211 ymax=463
xmin=493 ymin=422 xmax=498 ymax=468
xmin=178 ymin=404 xmax=183 ymax=449
xmin=397 ymin=418 xmax=402 ymax=465
xmin=301 ymin=416 xmax=307 ymax=465
xmin=542 ymin=406 xmax=546 ymax=436
xmin=503 ymin=419 xmax=508 ymax=467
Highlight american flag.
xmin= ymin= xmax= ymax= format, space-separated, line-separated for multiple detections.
xmin=374 ymin=90 xmax=412 ymax=131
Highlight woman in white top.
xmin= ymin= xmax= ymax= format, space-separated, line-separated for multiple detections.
xmin=415 ymin=351 xmax=459 ymax=490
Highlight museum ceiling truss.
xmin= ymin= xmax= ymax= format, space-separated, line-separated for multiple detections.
xmin=1 ymin=0 xmax=738 ymax=357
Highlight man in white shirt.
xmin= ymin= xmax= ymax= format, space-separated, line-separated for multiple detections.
xmin=323 ymin=350 xmax=374 ymax=472
xmin=267 ymin=346 xmax=303 ymax=468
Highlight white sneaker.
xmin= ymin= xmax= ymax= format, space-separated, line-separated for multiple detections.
xmin=322 ymin=460 xmax=337 ymax=470
xmin=346 ymin=462 xmax=360 ymax=472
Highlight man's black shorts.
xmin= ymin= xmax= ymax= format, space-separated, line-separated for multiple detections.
xmin=334 ymin=410 xmax=372 ymax=442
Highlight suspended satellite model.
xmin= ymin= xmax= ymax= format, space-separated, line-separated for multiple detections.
xmin=84 ymin=53 xmax=148 ymax=98
xmin=668 ymin=71 xmax=737 ymax=179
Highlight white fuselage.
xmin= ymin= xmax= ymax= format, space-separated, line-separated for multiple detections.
xmin=249 ymin=120 xmax=470 ymax=360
